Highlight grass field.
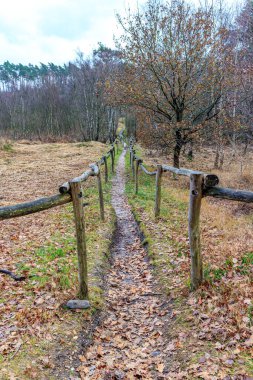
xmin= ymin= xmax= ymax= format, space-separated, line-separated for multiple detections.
xmin=0 ymin=140 xmax=120 ymax=379
xmin=125 ymin=145 xmax=253 ymax=378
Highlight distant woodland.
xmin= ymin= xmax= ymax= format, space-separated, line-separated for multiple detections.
xmin=0 ymin=47 xmax=121 ymax=143
xmin=0 ymin=0 xmax=253 ymax=167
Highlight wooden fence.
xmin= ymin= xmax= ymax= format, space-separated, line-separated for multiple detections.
xmin=129 ymin=141 xmax=253 ymax=290
xmin=0 ymin=140 xmax=120 ymax=299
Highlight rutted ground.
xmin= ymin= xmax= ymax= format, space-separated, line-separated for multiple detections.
xmin=78 ymin=151 xmax=170 ymax=379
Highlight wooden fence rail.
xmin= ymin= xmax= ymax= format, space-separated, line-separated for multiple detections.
xmin=129 ymin=144 xmax=253 ymax=290
xmin=0 ymin=194 xmax=72 ymax=220
xmin=0 ymin=140 xmax=120 ymax=301
xmin=139 ymin=164 xmax=157 ymax=176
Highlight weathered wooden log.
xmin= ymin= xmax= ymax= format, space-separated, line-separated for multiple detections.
xmin=70 ymin=181 xmax=88 ymax=299
xmin=103 ymin=155 xmax=108 ymax=183
xmin=97 ymin=157 xmax=104 ymax=166
xmin=188 ymin=173 xmax=203 ymax=291
xmin=59 ymin=169 xmax=93 ymax=194
xmin=110 ymin=149 xmax=114 ymax=173
xmin=89 ymin=163 xmax=105 ymax=221
xmin=133 ymin=154 xmax=141 ymax=162
xmin=154 ymin=165 xmax=163 ymax=217
xmin=162 ymin=165 xmax=219 ymax=187
xmin=140 ymin=164 xmax=157 ymax=176
xmin=0 ymin=194 xmax=71 ymax=221
xmin=97 ymin=168 xmax=105 ymax=221
xmin=203 ymin=174 xmax=220 ymax=188
xmin=131 ymin=150 xmax=135 ymax=177
xmin=89 ymin=163 xmax=99 ymax=175
xmin=203 ymin=186 xmax=253 ymax=202
xmin=135 ymin=159 xmax=142 ymax=194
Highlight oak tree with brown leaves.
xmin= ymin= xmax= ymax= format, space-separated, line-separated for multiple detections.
xmin=115 ymin=0 xmax=229 ymax=167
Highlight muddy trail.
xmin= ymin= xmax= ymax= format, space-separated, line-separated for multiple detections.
xmin=77 ymin=150 xmax=169 ymax=379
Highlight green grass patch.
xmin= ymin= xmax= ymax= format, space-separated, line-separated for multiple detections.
xmin=125 ymin=147 xmax=190 ymax=294
xmin=203 ymin=251 xmax=253 ymax=284
xmin=1 ymin=142 xmax=14 ymax=152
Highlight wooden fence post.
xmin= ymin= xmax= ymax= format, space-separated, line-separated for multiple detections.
xmin=103 ymin=156 xmax=108 ymax=183
xmin=110 ymin=149 xmax=114 ymax=173
xmin=70 ymin=181 xmax=88 ymax=299
xmin=131 ymin=150 xmax=135 ymax=178
xmin=154 ymin=165 xmax=163 ymax=217
xmin=188 ymin=173 xmax=204 ymax=290
xmin=97 ymin=168 xmax=105 ymax=221
xmin=135 ymin=159 xmax=142 ymax=194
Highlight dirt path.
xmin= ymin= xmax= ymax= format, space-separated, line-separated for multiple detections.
xmin=78 ymin=151 xmax=168 ymax=379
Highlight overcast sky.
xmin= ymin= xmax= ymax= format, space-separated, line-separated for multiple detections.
xmin=0 ymin=0 xmax=240 ymax=66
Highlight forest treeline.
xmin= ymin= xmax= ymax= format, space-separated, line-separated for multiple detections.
xmin=0 ymin=47 xmax=121 ymax=142
xmin=0 ymin=0 xmax=252 ymax=168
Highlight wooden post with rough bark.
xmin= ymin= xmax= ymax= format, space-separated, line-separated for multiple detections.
xmin=154 ymin=165 xmax=163 ymax=217
xmin=135 ymin=159 xmax=142 ymax=194
xmin=131 ymin=150 xmax=135 ymax=178
xmin=70 ymin=181 xmax=88 ymax=299
xmin=103 ymin=156 xmax=108 ymax=183
xmin=110 ymin=149 xmax=114 ymax=173
xmin=188 ymin=173 xmax=204 ymax=290
xmin=97 ymin=168 xmax=105 ymax=221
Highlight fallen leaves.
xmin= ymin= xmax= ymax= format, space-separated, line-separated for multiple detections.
xmin=244 ymin=334 xmax=253 ymax=347
xmin=157 ymin=363 xmax=165 ymax=373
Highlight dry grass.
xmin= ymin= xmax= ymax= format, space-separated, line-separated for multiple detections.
xmin=0 ymin=141 xmax=106 ymax=202
xmin=0 ymin=141 xmax=107 ymax=259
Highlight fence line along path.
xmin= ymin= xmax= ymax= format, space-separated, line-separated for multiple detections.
xmin=0 ymin=140 xmax=120 ymax=302
xmin=77 ymin=148 xmax=168 ymax=378
xmin=129 ymin=140 xmax=253 ymax=290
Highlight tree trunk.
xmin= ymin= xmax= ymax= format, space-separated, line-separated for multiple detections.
xmin=219 ymin=147 xmax=224 ymax=169
xmin=214 ymin=144 xmax=219 ymax=169
xmin=173 ymin=130 xmax=183 ymax=168
xmin=187 ymin=140 xmax=193 ymax=161
xmin=214 ymin=142 xmax=224 ymax=170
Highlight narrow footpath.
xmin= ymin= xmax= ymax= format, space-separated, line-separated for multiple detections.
xmin=78 ymin=150 xmax=168 ymax=379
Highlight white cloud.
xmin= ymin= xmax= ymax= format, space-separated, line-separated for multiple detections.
xmin=1 ymin=0 xmax=237 ymax=65
xmin=0 ymin=0 xmax=146 ymax=65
